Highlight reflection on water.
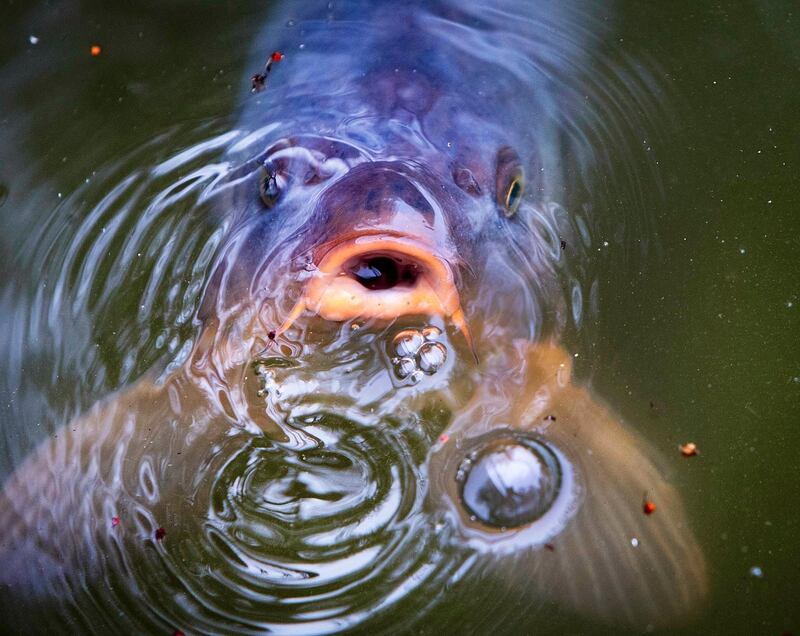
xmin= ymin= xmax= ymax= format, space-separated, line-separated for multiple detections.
xmin=1 ymin=0 xmax=797 ymax=634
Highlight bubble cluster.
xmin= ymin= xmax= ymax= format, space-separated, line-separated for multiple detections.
xmin=390 ymin=326 xmax=447 ymax=382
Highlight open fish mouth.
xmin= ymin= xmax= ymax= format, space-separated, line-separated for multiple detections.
xmin=279 ymin=230 xmax=472 ymax=348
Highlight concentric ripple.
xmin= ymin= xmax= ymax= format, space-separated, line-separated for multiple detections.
xmin=195 ymin=415 xmax=428 ymax=630
xmin=109 ymin=400 xmax=466 ymax=635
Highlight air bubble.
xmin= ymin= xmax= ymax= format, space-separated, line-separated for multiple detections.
xmin=418 ymin=342 xmax=447 ymax=374
xmin=392 ymin=329 xmax=424 ymax=357
xmin=395 ymin=357 xmax=417 ymax=379
xmin=459 ymin=438 xmax=561 ymax=528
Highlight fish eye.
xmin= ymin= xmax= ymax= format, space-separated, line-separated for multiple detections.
xmin=504 ymin=176 xmax=524 ymax=216
xmin=259 ymin=161 xmax=283 ymax=208
xmin=495 ymin=146 xmax=525 ymax=217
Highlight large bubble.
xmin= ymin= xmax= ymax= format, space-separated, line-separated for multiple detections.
xmin=458 ymin=437 xmax=561 ymax=528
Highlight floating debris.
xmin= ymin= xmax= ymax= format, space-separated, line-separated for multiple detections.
xmin=631 ymin=537 xmax=639 ymax=547
xmin=251 ymin=50 xmax=284 ymax=92
xmin=90 ymin=44 xmax=102 ymax=57
xmin=679 ymin=442 xmax=698 ymax=457
xmin=155 ymin=527 xmax=167 ymax=541
xmin=438 ymin=433 xmax=450 ymax=444
xmin=544 ymin=414 xmax=557 ymax=422
xmin=29 ymin=35 xmax=39 ymax=45
xmin=643 ymin=500 xmax=656 ymax=515
xmin=111 ymin=516 xmax=120 ymax=528
xmin=749 ymin=565 xmax=763 ymax=578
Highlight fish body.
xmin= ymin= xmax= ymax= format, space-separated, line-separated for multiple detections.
xmin=0 ymin=0 xmax=706 ymax=632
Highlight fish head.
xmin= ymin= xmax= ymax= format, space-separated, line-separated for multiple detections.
xmin=224 ymin=127 xmax=555 ymax=361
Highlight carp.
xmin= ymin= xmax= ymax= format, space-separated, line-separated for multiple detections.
xmin=0 ymin=0 xmax=705 ymax=632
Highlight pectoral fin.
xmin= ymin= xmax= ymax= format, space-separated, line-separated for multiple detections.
xmin=427 ymin=342 xmax=707 ymax=628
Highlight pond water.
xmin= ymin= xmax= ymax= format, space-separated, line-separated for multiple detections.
xmin=0 ymin=1 xmax=798 ymax=634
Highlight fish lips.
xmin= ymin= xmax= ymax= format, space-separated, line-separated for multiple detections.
xmin=279 ymin=230 xmax=472 ymax=348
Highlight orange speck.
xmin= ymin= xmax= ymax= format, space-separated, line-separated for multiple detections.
xmin=643 ymin=501 xmax=656 ymax=515
xmin=680 ymin=442 xmax=698 ymax=457
xmin=90 ymin=45 xmax=102 ymax=57
xmin=438 ymin=434 xmax=449 ymax=444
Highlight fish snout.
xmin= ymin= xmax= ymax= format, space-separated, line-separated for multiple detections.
xmin=278 ymin=162 xmax=474 ymax=345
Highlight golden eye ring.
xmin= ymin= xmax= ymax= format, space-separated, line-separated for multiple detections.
xmin=504 ymin=175 xmax=525 ymax=217
xmin=495 ymin=146 xmax=525 ymax=217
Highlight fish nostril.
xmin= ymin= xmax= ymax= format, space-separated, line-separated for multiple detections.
xmin=347 ymin=255 xmax=420 ymax=291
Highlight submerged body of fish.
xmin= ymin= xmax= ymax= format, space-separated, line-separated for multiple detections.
xmin=0 ymin=0 xmax=706 ymax=632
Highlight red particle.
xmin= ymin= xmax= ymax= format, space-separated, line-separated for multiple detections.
xmin=90 ymin=45 xmax=102 ymax=57
xmin=111 ymin=516 xmax=120 ymax=527
xmin=270 ymin=51 xmax=284 ymax=62
xmin=155 ymin=527 xmax=167 ymax=541
xmin=173 ymin=631 xmax=185 ymax=636
xmin=438 ymin=434 xmax=449 ymax=444
xmin=643 ymin=501 xmax=656 ymax=515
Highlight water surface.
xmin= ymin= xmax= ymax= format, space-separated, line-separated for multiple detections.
xmin=0 ymin=1 xmax=798 ymax=634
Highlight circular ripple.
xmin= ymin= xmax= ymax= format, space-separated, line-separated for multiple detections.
xmin=154 ymin=411 xmax=457 ymax=633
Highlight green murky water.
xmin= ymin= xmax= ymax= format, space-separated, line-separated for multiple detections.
xmin=1 ymin=1 xmax=798 ymax=634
